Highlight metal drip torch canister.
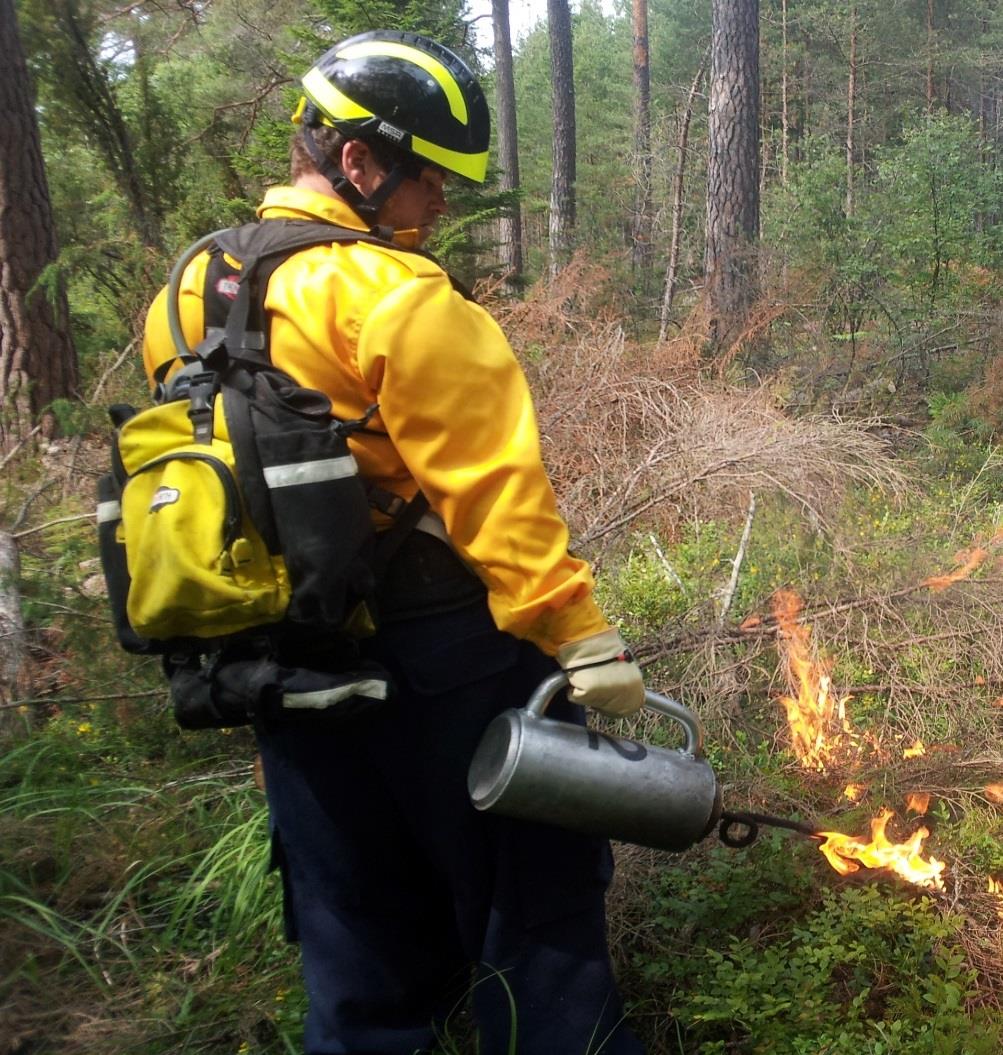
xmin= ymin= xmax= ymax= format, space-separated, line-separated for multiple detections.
xmin=467 ymin=671 xmax=722 ymax=853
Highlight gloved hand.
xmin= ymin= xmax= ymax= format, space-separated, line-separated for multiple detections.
xmin=556 ymin=628 xmax=645 ymax=718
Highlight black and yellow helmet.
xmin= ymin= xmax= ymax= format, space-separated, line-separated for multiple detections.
xmin=293 ymin=31 xmax=490 ymax=215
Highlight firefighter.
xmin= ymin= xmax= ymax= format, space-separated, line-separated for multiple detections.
xmin=143 ymin=30 xmax=646 ymax=1055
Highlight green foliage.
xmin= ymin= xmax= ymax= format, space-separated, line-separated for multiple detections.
xmin=761 ymin=114 xmax=1003 ymax=404
xmin=871 ymin=115 xmax=1003 ymax=312
xmin=309 ymin=0 xmax=471 ymax=48
xmin=0 ymin=717 xmax=301 ymax=1054
xmin=922 ymin=392 xmax=1002 ymax=480
xmin=633 ymin=833 xmax=1000 ymax=1053
xmin=675 ymin=886 xmax=998 ymax=1055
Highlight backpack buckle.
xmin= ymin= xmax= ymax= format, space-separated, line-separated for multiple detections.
xmin=187 ymin=371 xmax=218 ymax=444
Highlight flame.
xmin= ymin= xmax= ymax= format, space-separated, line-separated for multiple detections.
xmin=772 ymin=589 xmax=854 ymax=770
xmin=989 ymin=877 xmax=1003 ymax=921
xmin=985 ymin=784 xmax=1003 ymax=805
xmin=816 ymin=809 xmax=946 ymax=890
xmin=843 ymin=783 xmax=867 ymax=803
xmin=903 ymin=739 xmax=926 ymax=759
xmin=905 ymin=792 xmax=931 ymax=815
xmin=921 ymin=546 xmax=989 ymax=592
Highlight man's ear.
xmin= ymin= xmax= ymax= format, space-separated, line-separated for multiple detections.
xmin=341 ymin=139 xmax=376 ymax=194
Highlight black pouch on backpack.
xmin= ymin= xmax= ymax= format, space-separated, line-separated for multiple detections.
xmin=168 ymin=648 xmax=391 ymax=730
xmin=223 ymin=370 xmax=378 ymax=634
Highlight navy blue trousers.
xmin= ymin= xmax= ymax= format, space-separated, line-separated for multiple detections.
xmin=256 ymin=601 xmax=644 ymax=1055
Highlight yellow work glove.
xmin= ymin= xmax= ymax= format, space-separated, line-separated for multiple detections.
xmin=556 ymin=629 xmax=645 ymax=718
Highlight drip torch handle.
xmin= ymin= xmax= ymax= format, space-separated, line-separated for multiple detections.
xmin=526 ymin=671 xmax=705 ymax=757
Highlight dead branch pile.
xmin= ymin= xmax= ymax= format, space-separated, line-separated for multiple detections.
xmin=519 ymin=318 xmax=910 ymax=551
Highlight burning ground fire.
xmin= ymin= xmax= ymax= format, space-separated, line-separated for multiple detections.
xmin=769 ymin=589 xmax=948 ymax=890
xmin=816 ymin=809 xmax=946 ymax=891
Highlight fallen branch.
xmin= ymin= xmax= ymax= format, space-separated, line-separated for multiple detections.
xmin=648 ymin=533 xmax=688 ymax=594
xmin=0 ymin=688 xmax=165 ymax=711
xmin=0 ymin=424 xmax=42 ymax=472
xmin=88 ymin=340 xmax=136 ymax=403
xmin=718 ymin=492 xmax=756 ymax=627
xmin=637 ymin=575 xmax=1002 ymax=666
xmin=13 ymin=513 xmax=96 ymax=540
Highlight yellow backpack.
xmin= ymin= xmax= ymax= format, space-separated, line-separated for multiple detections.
xmin=97 ymin=220 xmax=427 ymax=727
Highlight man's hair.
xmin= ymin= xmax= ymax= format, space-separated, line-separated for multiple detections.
xmin=289 ymin=127 xmax=419 ymax=182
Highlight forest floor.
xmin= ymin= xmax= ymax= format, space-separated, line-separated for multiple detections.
xmin=2 ymin=287 xmax=1003 ymax=1054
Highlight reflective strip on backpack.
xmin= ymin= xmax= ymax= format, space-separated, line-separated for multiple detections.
xmin=97 ymin=500 xmax=122 ymax=524
xmin=282 ymin=678 xmax=389 ymax=710
xmin=262 ymin=455 xmax=358 ymax=489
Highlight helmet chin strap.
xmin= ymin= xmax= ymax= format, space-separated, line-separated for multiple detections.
xmin=301 ymin=112 xmax=420 ymax=227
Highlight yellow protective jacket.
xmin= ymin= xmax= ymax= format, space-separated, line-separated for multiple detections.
xmin=142 ymin=185 xmax=609 ymax=655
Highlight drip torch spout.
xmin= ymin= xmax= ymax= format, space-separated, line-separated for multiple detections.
xmin=718 ymin=809 xmax=822 ymax=849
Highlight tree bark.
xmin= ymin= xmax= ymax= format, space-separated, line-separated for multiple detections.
xmin=704 ymin=0 xmax=760 ymax=346
xmin=491 ymin=0 xmax=524 ymax=287
xmin=926 ymin=0 xmax=935 ymax=114
xmin=846 ymin=4 xmax=858 ymax=217
xmin=0 ymin=0 xmax=78 ymax=447
xmin=547 ymin=0 xmax=576 ymax=278
xmin=660 ymin=53 xmax=708 ymax=341
xmin=630 ymin=0 xmax=653 ymax=276
xmin=781 ymin=0 xmax=790 ymax=186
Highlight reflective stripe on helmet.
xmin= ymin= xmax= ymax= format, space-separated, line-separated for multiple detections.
xmin=301 ymin=67 xmax=374 ymax=122
xmin=335 ymin=39 xmax=469 ymax=126
xmin=411 ymin=133 xmax=487 ymax=183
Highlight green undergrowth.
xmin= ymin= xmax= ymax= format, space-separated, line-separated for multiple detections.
xmin=618 ymin=833 xmax=1002 ymax=1054
xmin=0 ymin=727 xmax=304 ymax=1055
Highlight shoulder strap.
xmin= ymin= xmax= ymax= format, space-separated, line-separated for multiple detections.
xmin=213 ymin=221 xmax=398 ymax=371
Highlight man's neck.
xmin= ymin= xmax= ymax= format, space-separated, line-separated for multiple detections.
xmin=294 ymin=172 xmax=339 ymax=198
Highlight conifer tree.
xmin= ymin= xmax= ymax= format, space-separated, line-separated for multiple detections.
xmin=704 ymin=0 xmax=760 ymax=344
xmin=0 ymin=0 xmax=77 ymax=445
xmin=547 ymin=0 xmax=576 ymax=277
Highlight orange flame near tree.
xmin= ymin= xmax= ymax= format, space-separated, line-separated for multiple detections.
xmin=817 ymin=809 xmax=946 ymax=891
xmin=772 ymin=589 xmax=854 ymax=770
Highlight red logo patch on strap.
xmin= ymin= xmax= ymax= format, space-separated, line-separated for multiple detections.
xmin=215 ymin=275 xmax=240 ymax=300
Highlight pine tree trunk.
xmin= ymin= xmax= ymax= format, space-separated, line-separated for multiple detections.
xmin=630 ymin=0 xmax=653 ymax=276
xmin=704 ymin=0 xmax=760 ymax=346
xmin=492 ymin=0 xmax=524 ymax=287
xmin=846 ymin=5 xmax=858 ymax=217
xmin=547 ymin=0 xmax=576 ymax=278
xmin=926 ymin=0 xmax=935 ymax=114
xmin=781 ymin=0 xmax=790 ymax=186
xmin=0 ymin=0 xmax=78 ymax=448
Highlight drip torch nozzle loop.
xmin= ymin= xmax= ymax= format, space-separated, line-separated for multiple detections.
xmin=718 ymin=809 xmax=822 ymax=849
